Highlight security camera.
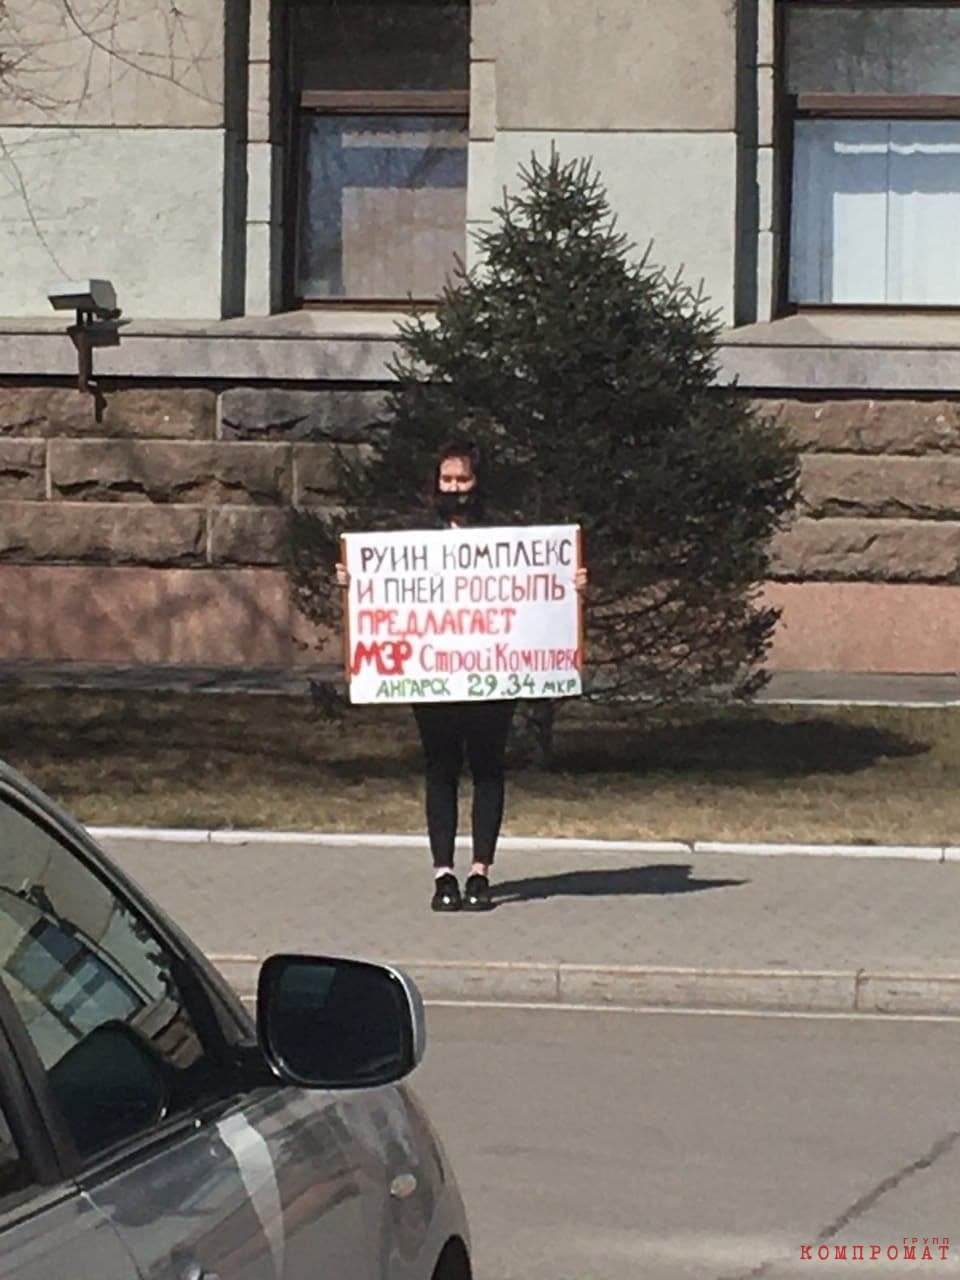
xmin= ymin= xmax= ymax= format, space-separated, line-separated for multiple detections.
xmin=47 ymin=279 xmax=122 ymax=396
xmin=47 ymin=279 xmax=121 ymax=321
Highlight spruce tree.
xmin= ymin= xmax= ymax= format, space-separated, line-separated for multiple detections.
xmin=290 ymin=151 xmax=800 ymax=758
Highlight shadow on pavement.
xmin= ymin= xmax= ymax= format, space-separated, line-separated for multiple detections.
xmin=491 ymin=863 xmax=748 ymax=906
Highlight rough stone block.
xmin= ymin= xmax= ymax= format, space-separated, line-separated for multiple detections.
xmin=0 ymin=440 xmax=45 ymax=499
xmin=0 ymin=501 xmax=206 ymax=565
xmin=294 ymin=443 xmax=372 ymax=504
xmin=0 ymin=386 xmax=216 ymax=440
xmin=772 ymin=517 xmax=960 ymax=582
xmin=763 ymin=580 xmax=960 ymax=674
xmin=209 ymin=508 xmax=291 ymax=566
xmin=802 ymin=455 xmax=960 ymax=519
xmin=49 ymin=440 xmax=291 ymax=505
xmin=220 ymin=388 xmax=390 ymax=442
xmin=760 ymin=398 xmax=960 ymax=455
xmin=294 ymin=444 xmax=339 ymax=500
xmin=0 ymin=564 xmax=295 ymax=664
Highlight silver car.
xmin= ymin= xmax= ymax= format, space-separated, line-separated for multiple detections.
xmin=0 ymin=760 xmax=471 ymax=1280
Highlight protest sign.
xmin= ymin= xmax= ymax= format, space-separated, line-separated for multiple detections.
xmin=342 ymin=524 xmax=583 ymax=705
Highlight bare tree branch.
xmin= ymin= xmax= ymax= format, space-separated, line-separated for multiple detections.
xmin=0 ymin=0 xmax=225 ymax=277
xmin=0 ymin=132 xmax=69 ymax=273
xmin=0 ymin=0 xmax=221 ymax=114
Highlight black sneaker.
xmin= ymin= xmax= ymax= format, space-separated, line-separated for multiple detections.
xmin=431 ymin=873 xmax=462 ymax=912
xmin=463 ymin=873 xmax=493 ymax=911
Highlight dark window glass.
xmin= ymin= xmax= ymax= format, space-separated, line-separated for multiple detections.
xmin=0 ymin=797 xmax=227 ymax=1161
xmin=292 ymin=0 xmax=469 ymax=92
xmin=785 ymin=5 xmax=960 ymax=95
xmin=296 ymin=113 xmax=468 ymax=298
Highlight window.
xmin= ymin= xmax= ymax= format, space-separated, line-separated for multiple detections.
xmin=290 ymin=0 xmax=470 ymax=302
xmin=0 ymin=796 xmax=228 ymax=1162
xmin=784 ymin=2 xmax=960 ymax=306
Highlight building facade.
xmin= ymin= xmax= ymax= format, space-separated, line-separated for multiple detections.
xmin=2 ymin=0 xmax=960 ymax=673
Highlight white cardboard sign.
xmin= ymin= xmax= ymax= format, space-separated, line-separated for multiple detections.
xmin=343 ymin=524 xmax=583 ymax=704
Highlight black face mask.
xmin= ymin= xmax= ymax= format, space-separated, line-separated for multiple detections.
xmin=435 ymin=489 xmax=482 ymax=519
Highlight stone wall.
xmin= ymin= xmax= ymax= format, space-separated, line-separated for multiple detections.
xmin=0 ymin=381 xmax=386 ymax=665
xmin=5 ymin=385 xmax=959 ymax=582
xmin=0 ymin=384 xmax=383 ymax=569
xmin=762 ymin=399 xmax=960 ymax=584
xmin=3 ymin=384 xmax=960 ymax=669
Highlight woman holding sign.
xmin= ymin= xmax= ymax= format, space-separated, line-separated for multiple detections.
xmin=338 ymin=441 xmax=587 ymax=913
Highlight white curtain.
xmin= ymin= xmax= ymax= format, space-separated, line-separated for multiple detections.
xmin=790 ymin=119 xmax=960 ymax=304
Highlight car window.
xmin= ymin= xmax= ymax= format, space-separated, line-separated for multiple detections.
xmin=0 ymin=794 xmax=231 ymax=1162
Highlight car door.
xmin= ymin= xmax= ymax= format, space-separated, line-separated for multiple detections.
xmin=0 ymin=781 xmax=288 ymax=1280
xmin=0 ymin=1001 xmax=138 ymax=1280
xmin=0 ymin=775 xmax=397 ymax=1280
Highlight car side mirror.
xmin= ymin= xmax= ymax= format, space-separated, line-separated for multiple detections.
xmin=47 ymin=1020 xmax=172 ymax=1159
xmin=256 ymin=954 xmax=426 ymax=1090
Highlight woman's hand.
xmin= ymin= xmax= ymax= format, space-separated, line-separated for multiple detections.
xmin=335 ymin=562 xmax=350 ymax=589
xmin=575 ymin=566 xmax=589 ymax=594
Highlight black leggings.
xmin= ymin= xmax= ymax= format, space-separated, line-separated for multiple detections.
xmin=412 ymin=700 xmax=517 ymax=868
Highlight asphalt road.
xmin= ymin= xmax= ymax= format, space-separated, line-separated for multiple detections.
xmin=411 ymin=1005 xmax=960 ymax=1279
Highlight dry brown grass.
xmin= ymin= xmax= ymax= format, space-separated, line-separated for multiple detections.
xmin=1 ymin=687 xmax=958 ymax=844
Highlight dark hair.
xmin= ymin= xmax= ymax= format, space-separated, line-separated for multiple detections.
xmin=429 ymin=439 xmax=485 ymax=501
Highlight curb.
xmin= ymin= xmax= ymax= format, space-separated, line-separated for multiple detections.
xmin=210 ymin=956 xmax=960 ymax=1018
xmin=89 ymin=826 xmax=957 ymax=862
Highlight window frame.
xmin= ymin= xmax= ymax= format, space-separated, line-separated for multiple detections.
xmin=283 ymin=0 xmax=471 ymax=309
xmin=291 ymin=89 xmax=470 ymax=308
xmin=0 ymin=777 xmax=267 ymax=1184
xmin=777 ymin=0 xmax=960 ymax=313
xmin=0 ymin=989 xmax=62 ymax=1216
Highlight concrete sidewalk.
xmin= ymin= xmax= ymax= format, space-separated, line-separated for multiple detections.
xmin=99 ymin=834 xmax=960 ymax=1016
